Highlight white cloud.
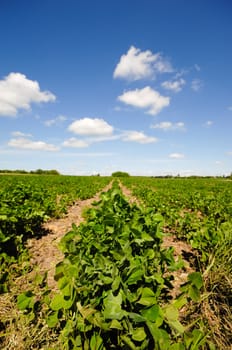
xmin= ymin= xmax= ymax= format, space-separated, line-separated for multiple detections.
xmin=169 ymin=153 xmax=185 ymax=159
xmin=62 ymin=137 xmax=89 ymax=148
xmin=228 ymin=106 xmax=232 ymax=111
xmin=118 ymin=86 xmax=170 ymax=115
xmin=68 ymin=118 xmax=114 ymax=136
xmin=122 ymin=131 xmax=158 ymax=144
xmin=63 ymin=129 xmax=157 ymax=147
xmin=174 ymin=69 xmax=187 ymax=79
xmin=227 ymin=151 xmax=232 ymax=156
xmin=191 ymin=79 xmax=203 ymax=91
xmin=113 ymin=46 xmax=173 ymax=81
xmin=151 ymin=121 xmax=185 ymax=131
xmin=44 ymin=115 xmax=67 ymax=127
xmin=11 ymin=131 xmax=32 ymax=137
xmin=161 ymin=78 xmax=185 ymax=92
xmin=0 ymin=72 xmax=56 ymax=117
xmin=8 ymin=137 xmax=59 ymax=151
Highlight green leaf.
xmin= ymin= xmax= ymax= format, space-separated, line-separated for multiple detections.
xmin=132 ymin=327 xmax=146 ymax=342
xmin=164 ymin=305 xmax=185 ymax=334
xmin=188 ymin=285 xmax=200 ymax=302
xmin=137 ymin=287 xmax=157 ymax=306
xmin=58 ymin=277 xmax=71 ymax=296
xmin=188 ymin=272 xmax=203 ymax=289
xmin=50 ymin=293 xmax=64 ymax=310
xmin=101 ymin=275 xmax=113 ymax=284
xmin=168 ymin=319 xmax=185 ymax=334
xmin=0 ymin=230 xmax=11 ymax=243
xmin=126 ymin=268 xmax=144 ymax=285
xmin=112 ymin=275 xmax=121 ymax=291
xmin=153 ymin=273 xmax=164 ymax=284
xmin=169 ymin=344 xmax=185 ymax=350
xmin=129 ymin=312 xmax=146 ymax=323
xmin=173 ymin=295 xmax=187 ymax=309
xmin=121 ymin=335 xmax=137 ymax=350
xmin=141 ymin=232 xmax=154 ymax=241
xmin=141 ymin=304 xmax=160 ymax=322
xmin=90 ymin=333 xmax=104 ymax=350
xmin=109 ymin=319 xmax=123 ymax=330
xmin=103 ymin=291 xmax=126 ymax=320
xmin=146 ymin=322 xmax=169 ymax=344
xmin=46 ymin=311 xmax=59 ymax=328
xmin=50 ymin=293 xmax=73 ymax=310
xmin=77 ymin=302 xmax=96 ymax=319
xmin=17 ymin=291 xmax=34 ymax=310
xmin=146 ymin=248 xmax=155 ymax=260
xmin=164 ymin=305 xmax=179 ymax=321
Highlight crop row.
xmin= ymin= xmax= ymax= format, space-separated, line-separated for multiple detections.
xmin=120 ymin=177 xmax=232 ymax=348
xmin=18 ymin=182 xmax=210 ymax=349
xmin=0 ymin=175 xmax=110 ymax=291
xmin=1 ymin=176 xmax=231 ymax=348
xmin=121 ymin=177 xmax=232 ymax=263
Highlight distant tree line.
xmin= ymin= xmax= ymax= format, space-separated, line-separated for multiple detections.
xmin=0 ymin=169 xmax=60 ymax=175
xmin=112 ymin=171 xmax=130 ymax=177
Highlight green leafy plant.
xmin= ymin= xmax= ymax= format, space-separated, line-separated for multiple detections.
xmin=46 ymin=183 xmax=207 ymax=349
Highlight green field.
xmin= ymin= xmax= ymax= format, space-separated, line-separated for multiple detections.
xmin=0 ymin=175 xmax=231 ymax=349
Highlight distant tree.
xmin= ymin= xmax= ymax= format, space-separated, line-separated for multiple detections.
xmin=46 ymin=169 xmax=60 ymax=175
xmin=112 ymin=171 xmax=130 ymax=177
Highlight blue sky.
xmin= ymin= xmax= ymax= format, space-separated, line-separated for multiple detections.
xmin=0 ymin=0 xmax=231 ymax=176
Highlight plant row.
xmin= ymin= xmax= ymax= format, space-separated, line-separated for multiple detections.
xmin=0 ymin=175 xmax=110 ymax=292
xmin=121 ymin=177 xmax=232 ymax=263
xmin=18 ymin=182 xmax=213 ymax=349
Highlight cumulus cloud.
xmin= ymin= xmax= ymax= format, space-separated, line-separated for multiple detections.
xmin=122 ymin=131 xmax=158 ymax=144
xmin=68 ymin=118 xmax=114 ymax=136
xmin=0 ymin=72 xmax=56 ymax=117
xmin=113 ymin=46 xmax=173 ymax=81
xmin=191 ymin=79 xmax=203 ymax=91
xmin=8 ymin=137 xmax=59 ymax=151
xmin=169 ymin=153 xmax=185 ymax=159
xmin=62 ymin=138 xmax=89 ymax=148
xmin=118 ymin=86 xmax=170 ymax=115
xmin=151 ymin=121 xmax=185 ymax=131
xmin=161 ymin=78 xmax=185 ymax=92
xmin=44 ymin=115 xmax=67 ymax=127
xmin=66 ymin=117 xmax=159 ymax=146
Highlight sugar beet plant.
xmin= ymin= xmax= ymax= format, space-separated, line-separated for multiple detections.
xmin=44 ymin=182 xmax=208 ymax=349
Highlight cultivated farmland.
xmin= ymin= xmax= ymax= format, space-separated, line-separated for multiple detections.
xmin=0 ymin=175 xmax=231 ymax=349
